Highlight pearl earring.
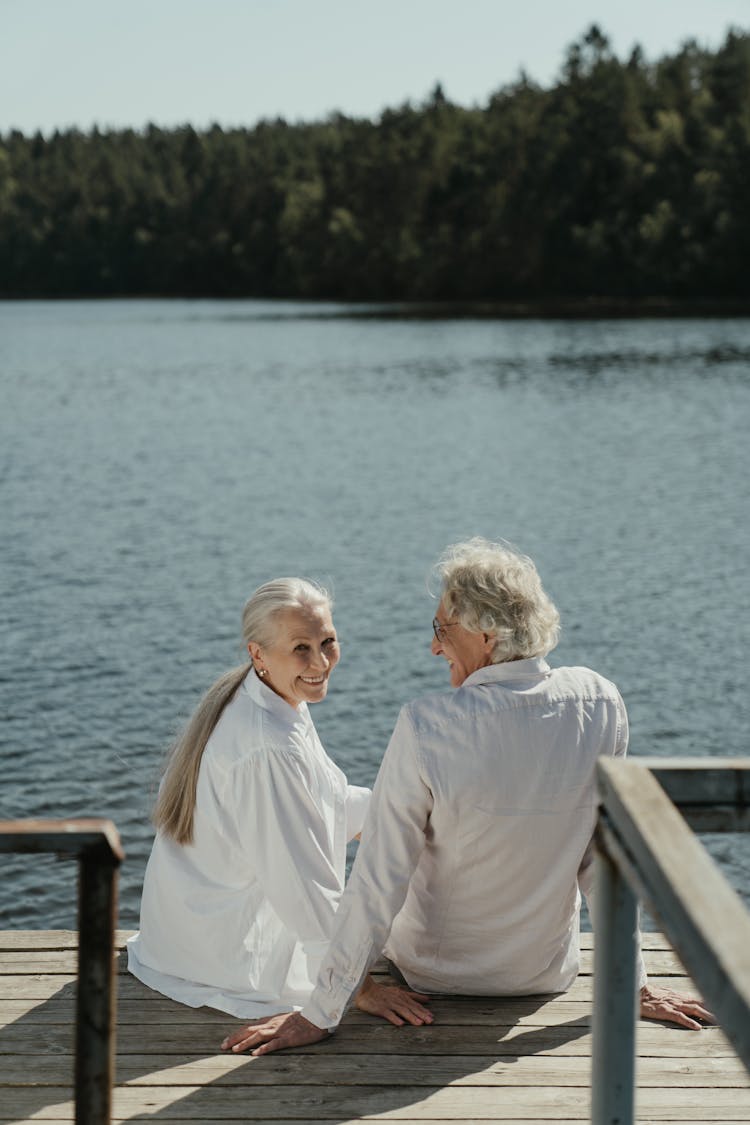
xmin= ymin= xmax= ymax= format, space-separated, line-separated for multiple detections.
xmin=258 ymin=668 xmax=267 ymax=678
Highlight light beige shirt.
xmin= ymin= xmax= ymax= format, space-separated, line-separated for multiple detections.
xmin=302 ymin=657 xmax=638 ymax=1029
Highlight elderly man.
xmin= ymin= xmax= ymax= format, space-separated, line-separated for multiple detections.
xmin=223 ymin=538 xmax=713 ymax=1056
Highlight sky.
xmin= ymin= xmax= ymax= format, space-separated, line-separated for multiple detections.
xmin=2 ymin=0 xmax=748 ymax=135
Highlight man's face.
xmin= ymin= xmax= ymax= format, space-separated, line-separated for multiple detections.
xmin=431 ymin=601 xmax=494 ymax=687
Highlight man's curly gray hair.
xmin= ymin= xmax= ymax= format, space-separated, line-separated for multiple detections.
xmin=433 ymin=537 xmax=561 ymax=664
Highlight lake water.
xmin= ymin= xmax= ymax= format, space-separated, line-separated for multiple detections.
xmin=1 ymin=300 xmax=749 ymax=930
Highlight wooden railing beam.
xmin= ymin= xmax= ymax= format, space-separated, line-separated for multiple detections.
xmin=0 ymin=818 xmax=123 ymax=1125
xmin=648 ymin=758 xmax=750 ymax=832
xmin=596 ymin=759 xmax=750 ymax=1070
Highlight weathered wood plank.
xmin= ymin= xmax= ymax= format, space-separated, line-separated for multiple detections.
xmin=0 ymin=1120 xmax=732 ymax=1125
xmin=649 ymin=758 xmax=750 ymax=808
xmin=0 ymin=997 xmax=599 ymax=1028
xmin=2 ymin=1118 xmax=747 ymax=1125
xmin=0 ymin=1021 xmax=734 ymax=1057
xmin=0 ymin=972 xmax=696 ymax=1002
xmin=0 ymin=975 xmax=78 ymax=997
xmin=2 ymin=1083 xmax=750 ymax=1120
xmin=0 ymin=929 xmax=675 ymax=952
xmin=0 ymin=932 xmax=81 ymax=951
xmin=0 ymin=930 xmax=133 ymax=951
xmin=0 ymin=949 xmax=692 ymax=979
xmin=0 ymin=819 xmax=123 ymax=861
xmin=0 ymin=1052 xmax=747 ymax=1088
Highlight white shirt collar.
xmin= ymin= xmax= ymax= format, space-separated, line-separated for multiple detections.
xmin=461 ymin=656 xmax=552 ymax=689
xmin=241 ymin=668 xmax=310 ymax=726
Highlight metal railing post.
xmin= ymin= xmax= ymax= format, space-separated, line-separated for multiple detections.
xmin=591 ymin=827 xmax=639 ymax=1125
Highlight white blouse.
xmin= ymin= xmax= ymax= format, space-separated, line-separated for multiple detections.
xmin=127 ymin=670 xmax=370 ymax=1017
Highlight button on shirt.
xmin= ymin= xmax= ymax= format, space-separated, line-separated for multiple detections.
xmin=302 ymin=657 xmax=638 ymax=1030
xmin=127 ymin=671 xmax=370 ymax=1018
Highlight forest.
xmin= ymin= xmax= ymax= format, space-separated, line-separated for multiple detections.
xmin=1 ymin=26 xmax=748 ymax=302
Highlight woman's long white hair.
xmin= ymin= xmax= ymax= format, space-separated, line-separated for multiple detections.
xmin=153 ymin=577 xmax=331 ymax=845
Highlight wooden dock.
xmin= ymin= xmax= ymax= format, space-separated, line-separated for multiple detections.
xmin=0 ymin=930 xmax=748 ymax=1123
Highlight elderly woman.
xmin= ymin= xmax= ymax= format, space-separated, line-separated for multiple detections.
xmin=222 ymin=539 xmax=713 ymax=1056
xmin=128 ymin=577 xmax=426 ymax=1023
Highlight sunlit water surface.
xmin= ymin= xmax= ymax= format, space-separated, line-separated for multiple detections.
xmin=1 ymin=300 xmax=748 ymax=929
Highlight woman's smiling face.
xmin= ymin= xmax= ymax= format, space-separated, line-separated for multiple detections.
xmin=250 ymin=605 xmax=340 ymax=708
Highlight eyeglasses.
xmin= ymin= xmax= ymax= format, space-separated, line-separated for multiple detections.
xmin=432 ymin=617 xmax=458 ymax=643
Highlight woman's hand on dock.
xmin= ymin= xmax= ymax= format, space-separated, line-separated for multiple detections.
xmin=355 ymin=976 xmax=433 ymax=1026
xmin=220 ymin=1012 xmax=327 ymax=1056
xmin=639 ymin=984 xmax=716 ymax=1029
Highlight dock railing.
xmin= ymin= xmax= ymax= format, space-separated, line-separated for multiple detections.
xmin=592 ymin=758 xmax=750 ymax=1125
xmin=0 ymin=818 xmax=124 ymax=1125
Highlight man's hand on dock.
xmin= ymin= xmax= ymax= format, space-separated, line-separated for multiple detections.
xmin=354 ymin=976 xmax=433 ymax=1026
xmin=219 ymin=979 xmax=434 ymax=1057
xmin=639 ymin=984 xmax=716 ymax=1029
xmin=221 ymin=1012 xmax=327 ymax=1056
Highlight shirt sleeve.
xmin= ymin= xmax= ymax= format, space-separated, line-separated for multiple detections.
xmin=234 ymin=736 xmax=345 ymax=952
xmin=300 ymin=705 xmax=433 ymax=1029
xmin=581 ymin=689 xmax=647 ymax=989
xmin=345 ymin=785 xmax=371 ymax=840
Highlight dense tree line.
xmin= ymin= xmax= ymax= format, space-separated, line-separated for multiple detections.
xmin=1 ymin=27 xmax=749 ymax=300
